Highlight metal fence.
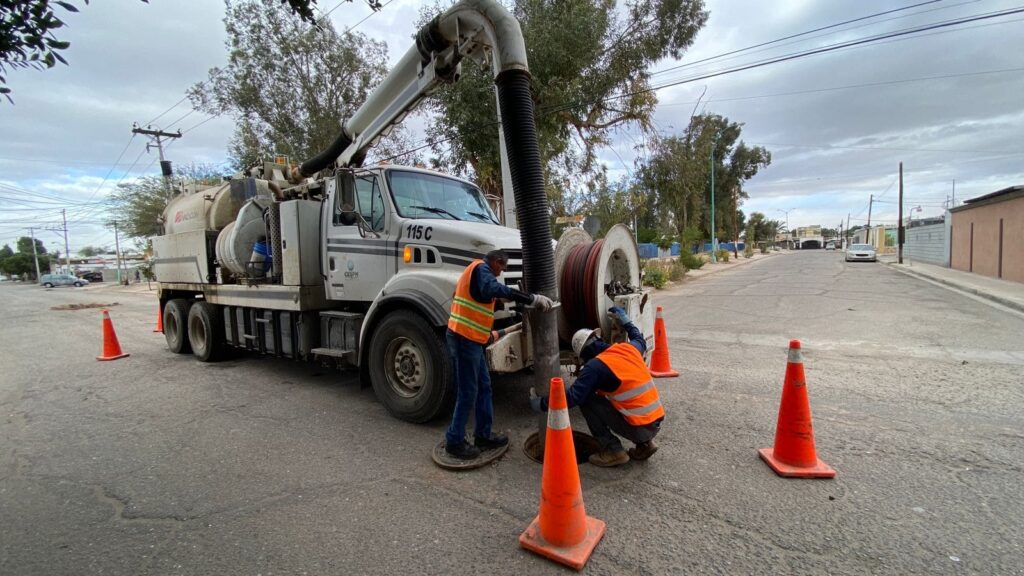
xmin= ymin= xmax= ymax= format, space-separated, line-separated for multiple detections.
xmin=905 ymin=221 xmax=949 ymax=266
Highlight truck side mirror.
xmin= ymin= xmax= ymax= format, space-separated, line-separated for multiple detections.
xmin=336 ymin=171 xmax=358 ymax=226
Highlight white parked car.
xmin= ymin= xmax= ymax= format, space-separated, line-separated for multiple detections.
xmin=845 ymin=243 xmax=877 ymax=262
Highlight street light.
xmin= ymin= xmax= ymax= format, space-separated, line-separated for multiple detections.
xmin=776 ymin=208 xmax=793 ymax=249
xmin=709 ymin=132 xmax=720 ymax=263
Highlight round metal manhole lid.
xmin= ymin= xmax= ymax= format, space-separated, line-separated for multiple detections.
xmin=431 ymin=440 xmax=510 ymax=471
xmin=522 ymin=430 xmax=602 ymax=465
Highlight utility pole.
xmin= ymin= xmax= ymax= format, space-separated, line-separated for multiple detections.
xmin=846 ymin=213 xmax=850 ymax=249
xmin=61 ymin=208 xmax=71 ymax=273
xmin=866 ymin=194 xmax=874 ymax=247
xmin=28 ymin=227 xmax=42 ymax=280
xmin=132 ymin=123 xmax=182 ymax=200
xmin=951 ymin=179 xmax=956 ymax=207
xmin=709 ymin=132 xmax=719 ymax=263
xmin=732 ymin=186 xmax=739 ymax=258
xmin=898 ymin=162 xmax=904 ymax=264
xmin=112 ymin=220 xmax=124 ymax=285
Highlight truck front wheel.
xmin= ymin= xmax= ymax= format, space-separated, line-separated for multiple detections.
xmin=188 ymin=301 xmax=224 ymax=362
xmin=368 ymin=311 xmax=453 ymax=423
xmin=164 ymin=299 xmax=193 ymax=354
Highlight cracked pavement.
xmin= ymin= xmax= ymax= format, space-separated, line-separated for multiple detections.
xmin=1 ymin=250 xmax=1022 ymax=575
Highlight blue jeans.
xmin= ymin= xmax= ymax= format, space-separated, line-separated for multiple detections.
xmin=444 ymin=330 xmax=493 ymax=447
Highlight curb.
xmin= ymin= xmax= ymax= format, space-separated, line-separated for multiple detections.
xmin=664 ymin=251 xmax=782 ymax=289
xmin=884 ymin=262 xmax=1024 ymax=314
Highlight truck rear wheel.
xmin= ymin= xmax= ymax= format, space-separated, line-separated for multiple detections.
xmin=164 ymin=299 xmax=193 ymax=354
xmin=368 ymin=311 xmax=453 ymax=423
xmin=187 ymin=301 xmax=224 ymax=362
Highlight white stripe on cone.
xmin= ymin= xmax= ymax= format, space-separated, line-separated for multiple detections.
xmin=547 ymin=408 xmax=570 ymax=430
xmin=787 ymin=347 xmax=804 ymax=364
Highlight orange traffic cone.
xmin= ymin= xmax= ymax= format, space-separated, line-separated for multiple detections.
xmin=152 ymin=304 xmax=163 ymax=333
xmin=519 ymin=377 xmax=605 ymax=570
xmin=649 ymin=306 xmax=679 ymax=378
xmin=758 ymin=340 xmax=835 ymax=478
xmin=96 ymin=309 xmax=130 ymax=361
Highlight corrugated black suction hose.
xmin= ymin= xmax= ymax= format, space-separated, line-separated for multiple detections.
xmin=497 ymin=69 xmax=559 ymax=425
xmin=298 ymin=130 xmax=353 ymax=177
xmin=496 ymin=70 xmax=555 ymax=296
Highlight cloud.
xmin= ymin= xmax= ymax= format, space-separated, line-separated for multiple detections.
xmin=1 ymin=0 xmax=1022 ymax=249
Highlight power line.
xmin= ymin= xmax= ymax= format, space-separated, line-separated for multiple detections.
xmin=657 ymin=67 xmax=1024 ymax=108
xmin=651 ymin=0 xmax=946 ymax=79
xmin=384 ymin=6 xmax=1024 ymax=162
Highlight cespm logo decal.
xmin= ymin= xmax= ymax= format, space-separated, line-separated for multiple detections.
xmin=174 ymin=210 xmax=199 ymax=224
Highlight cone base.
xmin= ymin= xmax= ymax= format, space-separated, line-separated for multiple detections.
xmin=152 ymin=329 xmax=162 ymax=333
xmin=650 ymin=369 xmax=679 ymax=378
xmin=97 ymin=353 xmax=130 ymax=362
xmin=758 ymin=447 xmax=835 ymax=478
xmin=519 ymin=514 xmax=606 ymax=571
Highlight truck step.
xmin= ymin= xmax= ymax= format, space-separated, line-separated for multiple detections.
xmin=311 ymin=347 xmax=355 ymax=359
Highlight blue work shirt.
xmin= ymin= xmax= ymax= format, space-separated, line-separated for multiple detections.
xmin=543 ymin=321 xmax=648 ymax=410
xmin=469 ymin=261 xmax=533 ymax=305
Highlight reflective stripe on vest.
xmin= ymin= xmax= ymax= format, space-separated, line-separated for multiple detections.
xmin=447 ymin=260 xmax=495 ymax=344
xmin=596 ymin=343 xmax=665 ymax=425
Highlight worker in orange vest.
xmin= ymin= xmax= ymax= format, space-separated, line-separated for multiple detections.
xmin=445 ymin=249 xmax=554 ymax=460
xmin=531 ymin=306 xmax=664 ymax=467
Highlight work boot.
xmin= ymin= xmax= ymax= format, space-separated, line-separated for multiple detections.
xmin=474 ymin=433 xmax=509 ymax=451
xmin=445 ymin=441 xmax=481 ymax=460
xmin=588 ymin=449 xmax=629 ymax=467
xmin=628 ymin=439 xmax=658 ymax=461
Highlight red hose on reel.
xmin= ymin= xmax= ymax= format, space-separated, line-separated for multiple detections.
xmin=559 ymin=239 xmax=604 ymax=333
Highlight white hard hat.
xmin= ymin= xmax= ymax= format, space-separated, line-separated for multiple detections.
xmin=571 ymin=328 xmax=601 ymax=358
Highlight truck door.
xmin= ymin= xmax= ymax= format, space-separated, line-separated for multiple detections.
xmin=324 ymin=172 xmax=394 ymax=301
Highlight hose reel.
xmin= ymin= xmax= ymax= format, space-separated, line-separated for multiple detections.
xmin=554 ymin=224 xmax=642 ymax=343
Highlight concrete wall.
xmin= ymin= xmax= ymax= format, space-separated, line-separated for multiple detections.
xmin=950 ymin=194 xmax=1024 ymax=283
xmin=905 ymin=222 xmax=948 ymax=266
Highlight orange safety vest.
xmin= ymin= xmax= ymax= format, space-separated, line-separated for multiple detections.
xmin=447 ymin=260 xmax=496 ymax=344
xmin=596 ymin=343 xmax=665 ymax=425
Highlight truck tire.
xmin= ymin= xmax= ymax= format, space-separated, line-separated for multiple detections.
xmin=187 ymin=301 xmax=224 ymax=362
xmin=368 ymin=311 xmax=453 ymax=423
xmin=164 ymin=299 xmax=193 ymax=354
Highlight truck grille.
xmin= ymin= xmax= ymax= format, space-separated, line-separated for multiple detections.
xmin=502 ymin=248 xmax=523 ymax=290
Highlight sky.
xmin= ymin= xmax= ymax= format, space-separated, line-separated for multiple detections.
xmin=1 ymin=0 xmax=1022 ymax=255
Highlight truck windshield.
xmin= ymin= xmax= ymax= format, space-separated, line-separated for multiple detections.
xmin=387 ymin=170 xmax=499 ymax=224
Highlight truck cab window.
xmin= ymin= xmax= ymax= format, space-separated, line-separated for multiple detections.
xmin=357 ymin=175 xmax=385 ymax=232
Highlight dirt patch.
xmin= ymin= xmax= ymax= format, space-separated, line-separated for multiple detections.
xmin=50 ymin=302 xmax=120 ymax=311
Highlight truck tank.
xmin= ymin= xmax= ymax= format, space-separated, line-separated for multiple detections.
xmin=162 ymin=179 xmax=275 ymax=235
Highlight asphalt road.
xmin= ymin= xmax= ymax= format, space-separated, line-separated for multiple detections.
xmin=1 ymin=251 xmax=1021 ymax=575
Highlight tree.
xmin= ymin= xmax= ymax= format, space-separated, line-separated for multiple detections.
xmin=189 ymin=0 xmax=416 ymax=170
xmin=419 ymin=0 xmax=708 ymax=205
xmin=77 ymin=245 xmax=108 ymax=257
xmin=16 ymin=236 xmax=46 ymax=256
xmin=1 ymin=0 xmax=323 ymax=102
xmin=637 ymin=114 xmax=770 ymax=243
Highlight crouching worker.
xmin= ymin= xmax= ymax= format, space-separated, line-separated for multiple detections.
xmin=445 ymin=249 xmax=554 ymax=460
xmin=530 ymin=307 xmax=664 ymax=467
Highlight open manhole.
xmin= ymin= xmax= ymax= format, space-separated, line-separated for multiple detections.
xmin=522 ymin=430 xmax=602 ymax=465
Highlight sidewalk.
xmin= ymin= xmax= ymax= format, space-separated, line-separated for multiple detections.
xmin=880 ymin=255 xmax=1024 ymax=313
xmin=664 ymin=248 xmax=785 ymax=287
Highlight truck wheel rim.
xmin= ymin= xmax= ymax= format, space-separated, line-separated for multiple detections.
xmin=386 ymin=337 xmax=424 ymax=398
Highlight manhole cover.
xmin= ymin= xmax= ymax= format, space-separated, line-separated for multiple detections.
xmin=522 ymin=430 xmax=601 ymax=465
xmin=431 ymin=440 xmax=509 ymax=471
